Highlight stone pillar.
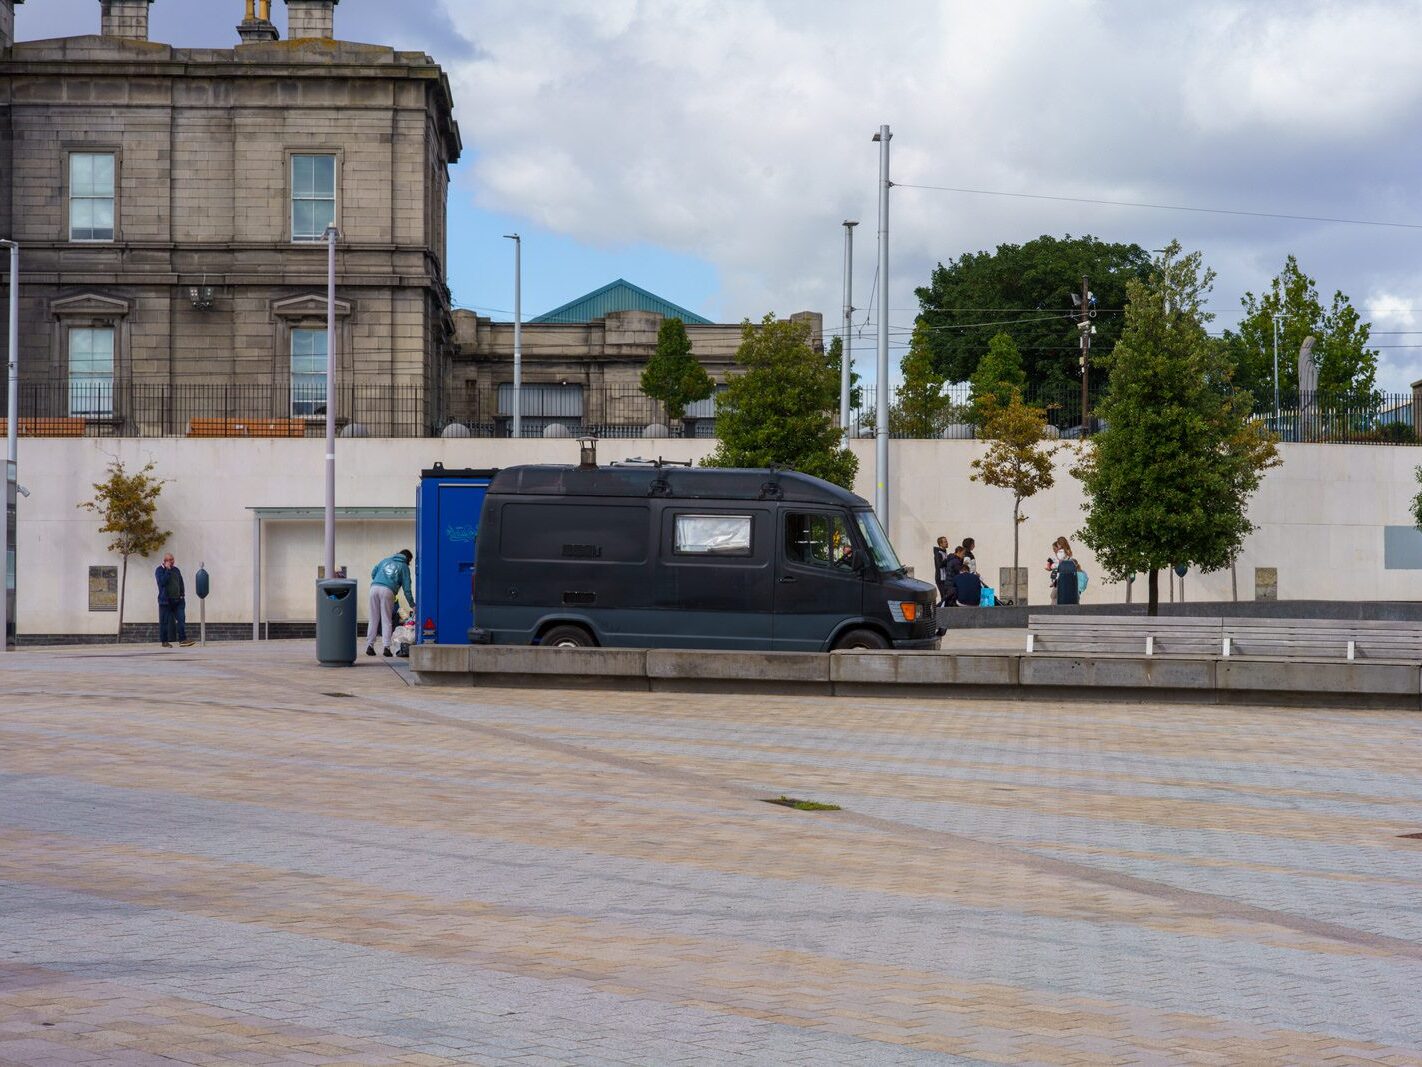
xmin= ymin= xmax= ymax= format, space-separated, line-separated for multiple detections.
xmin=99 ymin=0 xmax=154 ymax=41
xmin=284 ymin=0 xmax=338 ymax=39
xmin=1411 ymin=378 xmax=1422 ymax=441
xmin=1 ymin=0 xmax=23 ymax=52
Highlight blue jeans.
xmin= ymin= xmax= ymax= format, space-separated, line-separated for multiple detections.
xmin=159 ymin=600 xmax=187 ymax=643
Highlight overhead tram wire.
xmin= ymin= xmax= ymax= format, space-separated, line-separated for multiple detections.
xmin=890 ymin=182 xmax=1422 ymax=231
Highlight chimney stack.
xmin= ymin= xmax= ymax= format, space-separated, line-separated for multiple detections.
xmin=100 ymin=0 xmax=154 ymax=41
xmin=2 ymin=0 xmax=25 ymax=51
xmin=237 ymin=0 xmax=278 ymax=42
xmin=284 ymin=0 xmax=337 ymax=40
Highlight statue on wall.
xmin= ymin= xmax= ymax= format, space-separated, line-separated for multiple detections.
xmin=1298 ymin=336 xmax=1318 ymax=441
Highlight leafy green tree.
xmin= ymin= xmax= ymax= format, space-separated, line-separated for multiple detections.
xmin=968 ymin=332 xmax=1028 ymax=425
xmin=640 ymin=317 xmax=715 ymax=423
xmin=1073 ymin=243 xmax=1280 ymax=615
xmin=915 ymin=234 xmax=1151 ymax=392
xmin=892 ymin=321 xmax=955 ymax=437
xmin=970 ymin=393 xmax=1060 ymax=602
xmin=1223 ymin=255 xmax=1379 ymax=409
xmin=703 ymin=314 xmax=858 ymax=489
xmin=78 ymin=459 xmax=171 ymax=640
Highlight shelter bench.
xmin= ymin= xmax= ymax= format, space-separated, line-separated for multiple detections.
xmin=187 ymin=417 xmax=308 ymax=438
xmin=0 ymin=417 xmax=85 ymax=437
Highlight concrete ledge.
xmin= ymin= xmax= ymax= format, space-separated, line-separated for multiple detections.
xmin=1020 ymin=655 xmax=1216 ymax=690
xmin=831 ymin=651 xmax=1018 ymax=687
xmin=646 ymin=649 xmax=829 ymax=683
xmin=409 ymin=644 xmax=1422 ymax=710
xmin=470 ymin=645 xmax=648 ymax=677
xmin=1219 ymin=657 xmax=1419 ymax=695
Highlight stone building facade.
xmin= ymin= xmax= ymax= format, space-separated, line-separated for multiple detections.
xmin=449 ymin=292 xmax=823 ymax=437
xmin=0 ymin=0 xmax=461 ymax=436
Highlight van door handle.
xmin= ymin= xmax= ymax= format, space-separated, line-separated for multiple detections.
xmin=778 ymin=575 xmax=797 ymax=584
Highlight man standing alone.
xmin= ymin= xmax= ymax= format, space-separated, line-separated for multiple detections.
xmin=155 ymin=553 xmax=194 ymax=647
xmin=366 ymin=549 xmax=414 ymax=658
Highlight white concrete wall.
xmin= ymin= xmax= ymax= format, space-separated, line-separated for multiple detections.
xmin=15 ymin=436 xmax=1422 ymax=635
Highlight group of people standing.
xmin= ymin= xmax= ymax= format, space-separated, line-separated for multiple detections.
xmin=932 ymin=536 xmax=982 ymax=607
xmin=931 ymin=534 xmax=1086 ymax=607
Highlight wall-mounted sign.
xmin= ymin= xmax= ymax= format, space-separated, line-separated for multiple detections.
xmin=1254 ymin=566 xmax=1278 ymax=602
xmin=88 ymin=565 xmax=118 ymax=612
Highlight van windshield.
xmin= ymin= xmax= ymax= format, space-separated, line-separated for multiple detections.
xmin=854 ymin=510 xmax=905 ymax=575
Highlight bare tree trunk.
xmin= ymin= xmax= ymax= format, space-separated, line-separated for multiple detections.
xmin=1230 ymin=557 xmax=1238 ymax=601
xmin=1011 ymin=496 xmax=1021 ymax=604
xmin=117 ymin=554 xmax=128 ymax=642
xmin=1147 ymin=568 xmax=1159 ymax=617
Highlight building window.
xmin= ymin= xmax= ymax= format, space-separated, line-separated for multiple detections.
xmin=69 ymin=153 xmax=115 ymax=241
xmin=497 ymin=382 xmax=583 ymax=433
xmin=291 ymin=154 xmax=336 ymax=241
xmin=69 ymin=327 xmax=114 ymax=416
xmin=291 ymin=328 xmax=327 ymax=416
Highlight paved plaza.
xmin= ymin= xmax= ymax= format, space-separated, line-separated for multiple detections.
xmin=1 ymin=641 xmax=1420 ymax=1065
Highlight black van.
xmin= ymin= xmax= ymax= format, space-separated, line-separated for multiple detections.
xmin=469 ymin=464 xmax=940 ymax=652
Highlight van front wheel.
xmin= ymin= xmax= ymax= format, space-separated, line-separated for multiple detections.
xmin=540 ymin=624 xmax=596 ymax=648
xmin=834 ymin=628 xmax=890 ymax=651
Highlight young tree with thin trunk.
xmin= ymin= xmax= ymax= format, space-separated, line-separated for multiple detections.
xmin=970 ymin=393 xmax=1059 ymax=602
xmin=79 ymin=459 xmax=171 ymax=640
xmin=1073 ymin=243 xmax=1279 ymax=615
xmin=640 ymin=317 xmax=714 ymax=424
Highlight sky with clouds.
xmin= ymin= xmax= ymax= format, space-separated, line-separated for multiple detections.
xmin=17 ymin=0 xmax=1422 ymax=389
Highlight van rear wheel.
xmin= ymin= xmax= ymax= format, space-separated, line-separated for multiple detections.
xmin=540 ymin=624 xmax=596 ymax=648
xmin=834 ymin=628 xmax=890 ymax=651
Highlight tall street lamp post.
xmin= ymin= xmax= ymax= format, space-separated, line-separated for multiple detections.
xmin=503 ymin=234 xmax=522 ymax=438
xmin=871 ymin=125 xmax=891 ymax=531
xmin=840 ymin=220 xmax=857 ymax=433
xmin=323 ymin=224 xmax=338 ymax=581
xmin=1 ymin=238 xmax=17 ymax=652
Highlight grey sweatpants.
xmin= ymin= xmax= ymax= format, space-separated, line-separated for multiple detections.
xmin=367 ymin=584 xmax=396 ymax=649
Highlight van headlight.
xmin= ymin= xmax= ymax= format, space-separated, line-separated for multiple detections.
xmin=888 ymin=600 xmax=918 ymax=623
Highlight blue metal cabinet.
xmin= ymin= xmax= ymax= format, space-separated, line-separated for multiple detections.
xmin=415 ymin=465 xmax=494 ymax=644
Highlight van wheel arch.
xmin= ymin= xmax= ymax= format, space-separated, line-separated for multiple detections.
xmin=537 ymin=622 xmax=599 ymax=648
xmin=830 ymin=625 xmax=891 ymax=651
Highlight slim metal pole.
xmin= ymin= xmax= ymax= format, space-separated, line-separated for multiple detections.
xmin=840 ymin=220 xmax=857 ymax=433
xmin=1 ymin=239 xmax=17 ymax=652
xmin=324 ymin=225 xmax=338 ymax=580
xmin=1272 ymin=312 xmax=1282 ymax=423
xmin=504 ymin=234 xmax=522 ymax=438
xmin=872 ymin=126 xmax=891 ymax=530
xmin=1079 ymin=275 xmax=1091 ymax=435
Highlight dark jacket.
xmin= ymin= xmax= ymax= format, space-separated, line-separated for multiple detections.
xmin=953 ymin=570 xmax=983 ymax=607
xmin=932 ymin=546 xmax=949 ymax=584
xmin=156 ymin=564 xmax=185 ymax=605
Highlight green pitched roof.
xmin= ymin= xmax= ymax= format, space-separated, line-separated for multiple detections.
xmin=530 ymin=278 xmax=712 ymax=325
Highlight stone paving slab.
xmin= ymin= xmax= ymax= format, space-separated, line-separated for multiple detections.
xmin=2 ymin=639 xmax=1421 ymax=1064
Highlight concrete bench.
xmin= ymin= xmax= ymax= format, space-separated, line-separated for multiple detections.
xmin=1222 ymin=617 xmax=1422 ymax=662
xmin=187 ymin=417 xmax=308 ymax=438
xmin=1027 ymin=615 xmax=1224 ymax=656
xmin=0 ymin=417 xmax=86 ymax=437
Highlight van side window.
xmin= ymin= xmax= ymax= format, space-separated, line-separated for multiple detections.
xmin=786 ymin=513 xmax=855 ymax=570
xmin=674 ymin=514 xmax=753 ymax=556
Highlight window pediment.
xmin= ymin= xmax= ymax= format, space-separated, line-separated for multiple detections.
xmin=51 ymin=293 xmax=130 ymax=319
xmin=272 ymin=295 xmax=352 ymax=321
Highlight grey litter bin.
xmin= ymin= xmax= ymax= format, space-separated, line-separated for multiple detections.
xmin=315 ymin=578 xmax=358 ymax=666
